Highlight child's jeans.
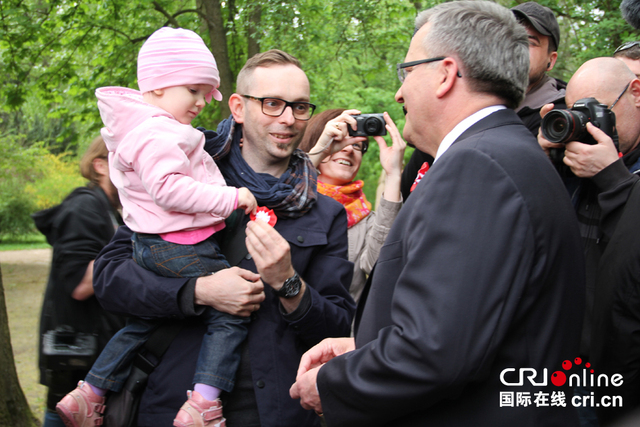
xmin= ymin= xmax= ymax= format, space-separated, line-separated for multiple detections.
xmin=84 ymin=232 xmax=249 ymax=393
xmin=131 ymin=232 xmax=230 ymax=278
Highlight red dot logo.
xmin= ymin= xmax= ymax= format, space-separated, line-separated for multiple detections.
xmin=562 ymin=360 xmax=572 ymax=370
xmin=586 ymin=362 xmax=591 ymax=368
xmin=575 ymin=357 xmax=582 ymax=365
xmin=551 ymin=371 xmax=567 ymax=386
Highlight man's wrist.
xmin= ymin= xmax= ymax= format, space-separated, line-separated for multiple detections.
xmin=181 ymin=278 xmax=201 ymax=316
xmin=274 ymin=270 xmax=302 ymax=298
xmin=592 ymin=158 xmax=630 ymax=191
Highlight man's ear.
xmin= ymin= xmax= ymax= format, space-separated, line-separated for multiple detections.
xmin=547 ymin=52 xmax=558 ymax=71
xmin=229 ymin=93 xmax=245 ymax=123
xmin=434 ymin=58 xmax=458 ymax=99
xmin=628 ymin=78 xmax=640 ymax=108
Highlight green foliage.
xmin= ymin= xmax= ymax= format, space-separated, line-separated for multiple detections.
xmin=0 ymin=135 xmax=83 ymax=239
xmin=0 ymin=136 xmax=47 ymax=237
xmin=27 ymin=152 xmax=85 ymax=210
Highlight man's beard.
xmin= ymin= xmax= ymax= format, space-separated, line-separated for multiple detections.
xmin=528 ymin=69 xmax=547 ymax=91
xmin=275 ymin=133 xmax=302 ymax=152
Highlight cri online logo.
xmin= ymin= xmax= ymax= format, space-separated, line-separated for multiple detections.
xmin=500 ymin=358 xmax=624 ymax=388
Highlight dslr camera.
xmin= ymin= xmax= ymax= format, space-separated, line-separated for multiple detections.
xmin=348 ymin=113 xmax=387 ymax=137
xmin=42 ymin=325 xmax=97 ymax=370
xmin=541 ymin=97 xmax=618 ymax=146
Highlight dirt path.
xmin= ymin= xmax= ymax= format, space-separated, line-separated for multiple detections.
xmin=0 ymin=248 xmax=52 ymax=264
xmin=1 ymin=249 xmax=52 ymax=423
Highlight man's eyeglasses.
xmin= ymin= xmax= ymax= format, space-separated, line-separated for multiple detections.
xmin=615 ymin=41 xmax=640 ymax=54
xmin=609 ymin=81 xmax=632 ymax=110
xmin=242 ymin=95 xmax=316 ymax=121
xmin=396 ymin=57 xmax=446 ymax=83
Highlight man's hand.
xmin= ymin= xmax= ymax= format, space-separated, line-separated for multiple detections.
xmin=245 ymin=219 xmax=306 ymax=313
xmin=194 ymin=267 xmax=264 ymax=316
xmin=290 ymin=338 xmax=355 ymax=413
xmin=72 ymin=260 xmax=96 ymax=301
xmin=296 ymin=337 xmax=356 ymax=377
xmin=563 ymin=122 xmax=620 ymax=178
xmin=290 ymin=366 xmax=323 ymax=412
xmin=245 ymin=219 xmax=295 ymax=288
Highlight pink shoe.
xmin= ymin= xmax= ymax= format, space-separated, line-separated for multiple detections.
xmin=56 ymin=380 xmax=106 ymax=427
xmin=173 ymin=390 xmax=226 ymax=427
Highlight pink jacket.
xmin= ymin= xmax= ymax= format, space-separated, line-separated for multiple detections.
xmin=97 ymin=87 xmax=237 ymax=237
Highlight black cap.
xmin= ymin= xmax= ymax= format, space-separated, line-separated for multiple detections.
xmin=512 ymin=2 xmax=560 ymax=51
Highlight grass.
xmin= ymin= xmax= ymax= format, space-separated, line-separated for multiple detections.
xmin=0 ymin=234 xmax=50 ymax=251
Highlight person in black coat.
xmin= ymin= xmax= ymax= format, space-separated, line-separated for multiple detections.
xmin=34 ymin=136 xmax=124 ymax=427
xmin=538 ymin=57 xmax=640 ymax=426
xmin=291 ymin=2 xmax=585 ymax=426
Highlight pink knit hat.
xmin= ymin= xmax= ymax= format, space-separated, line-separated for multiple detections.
xmin=137 ymin=27 xmax=223 ymax=103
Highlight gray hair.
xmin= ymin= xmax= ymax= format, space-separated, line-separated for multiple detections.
xmin=415 ymin=1 xmax=529 ymax=109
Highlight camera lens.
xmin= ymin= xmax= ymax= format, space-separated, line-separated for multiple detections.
xmin=364 ymin=117 xmax=382 ymax=135
xmin=541 ymin=109 xmax=588 ymax=144
xmin=552 ymin=118 xmax=567 ymax=134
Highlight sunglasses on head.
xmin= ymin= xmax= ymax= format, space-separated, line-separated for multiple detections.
xmin=615 ymin=41 xmax=640 ymax=54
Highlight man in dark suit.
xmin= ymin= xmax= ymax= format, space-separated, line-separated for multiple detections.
xmin=290 ymin=2 xmax=585 ymax=426
xmin=400 ymin=1 xmax=566 ymax=201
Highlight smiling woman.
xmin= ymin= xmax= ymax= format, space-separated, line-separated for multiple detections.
xmin=299 ymin=108 xmax=406 ymax=305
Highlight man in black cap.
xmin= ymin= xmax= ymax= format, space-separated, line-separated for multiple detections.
xmin=511 ymin=1 xmax=567 ymax=136
xmin=400 ymin=1 xmax=567 ymax=199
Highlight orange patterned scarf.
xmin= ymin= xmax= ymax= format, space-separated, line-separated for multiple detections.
xmin=317 ymin=180 xmax=371 ymax=228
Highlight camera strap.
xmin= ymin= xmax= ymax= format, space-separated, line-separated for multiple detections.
xmin=133 ymin=321 xmax=184 ymax=375
xmin=103 ymin=321 xmax=183 ymax=427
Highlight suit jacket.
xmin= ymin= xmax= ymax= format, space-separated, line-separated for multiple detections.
xmin=318 ymin=109 xmax=585 ymax=426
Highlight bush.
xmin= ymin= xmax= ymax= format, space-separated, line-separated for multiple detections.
xmin=0 ymin=135 xmax=84 ymax=240
xmin=0 ymin=136 xmax=45 ymax=237
xmin=27 ymin=151 xmax=85 ymax=211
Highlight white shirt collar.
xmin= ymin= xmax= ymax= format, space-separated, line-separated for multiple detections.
xmin=433 ymin=105 xmax=506 ymax=163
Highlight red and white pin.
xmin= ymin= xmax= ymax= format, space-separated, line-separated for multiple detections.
xmin=250 ymin=206 xmax=277 ymax=226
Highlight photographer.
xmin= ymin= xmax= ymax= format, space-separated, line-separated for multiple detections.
xmin=538 ymin=57 xmax=640 ymax=425
xmin=299 ymin=109 xmax=405 ymax=304
xmin=33 ymin=136 xmax=125 ymax=427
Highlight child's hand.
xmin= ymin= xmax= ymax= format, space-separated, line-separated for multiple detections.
xmin=238 ymin=187 xmax=258 ymax=215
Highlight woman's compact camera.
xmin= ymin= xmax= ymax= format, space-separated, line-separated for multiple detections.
xmin=541 ymin=97 xmax=617 ymax=146
xmin=348 ymin=113 xmax=387 ymax=137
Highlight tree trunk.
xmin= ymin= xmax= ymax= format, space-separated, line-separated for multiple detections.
xmin=0 ymin=264 xmax=38 ymax=426
xmin=247 ymin=4 xmax=262 ymax=59
xmin=199 ymin=0 xmax=233 ymax=120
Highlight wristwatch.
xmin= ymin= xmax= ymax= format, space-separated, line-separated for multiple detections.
xmin=274 ymin=272 xmax=302 ymax=298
